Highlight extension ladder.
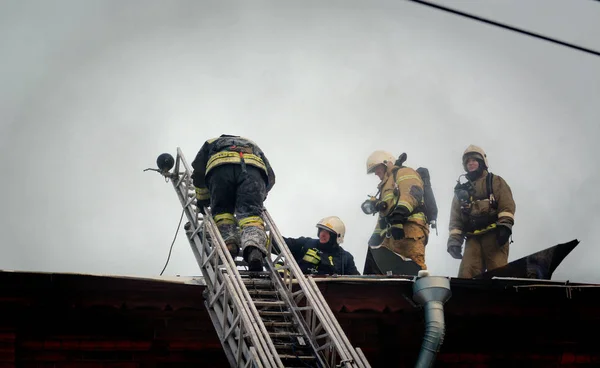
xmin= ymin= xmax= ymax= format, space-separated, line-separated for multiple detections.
xmin=157 ymin=148 xmax=371 ymax=368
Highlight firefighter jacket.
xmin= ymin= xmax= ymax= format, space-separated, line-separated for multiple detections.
xmin=191 ymin=134 xmax=276 ymax=202
xmin=371 ymin=165 xmax=428 ymax=239
xmin=449 ymin=170 xmax=515 ymax=240
xmin=283 ymin=237 xmax=360 ymax=276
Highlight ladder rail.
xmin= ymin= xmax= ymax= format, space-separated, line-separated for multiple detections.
xmin=199 ymin=215 xmax=284 ymax=367
xmin=202 ymin=250 xmax=262 ymax=367
xmin=264 ymin=261 xmax=329 ymax=368
xmin=204 ymin=283 xmax=249 ymax=367
xmin=176 ymin=189 xmax=265 ymax=367
xmin=264 ymin=210 xmax=371 ymax=368
xmin=266 ymin=229 xmax=341 ymax=364
xmin=355 ymin=348 xmax=371 ymax=367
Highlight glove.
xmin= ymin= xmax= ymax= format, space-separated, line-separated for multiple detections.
xmin=390 ymin=227 xmax=405 ymax=240
xmin=447 ymin=236 xmax=463 ymax=259
xmin=388 ymin=205 xmax=410 ymax=224
xmin=368 ymin=233 xmax=383 ymax=247
xmin=197 ymin=199 xmax=210 ymax=215
xmin=448 ymin=246 xmax=462 ymax=260
xmin=496 ymin=224 xmax=512 ymax=246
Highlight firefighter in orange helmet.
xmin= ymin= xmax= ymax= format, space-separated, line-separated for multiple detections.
xmin=363 ymin=151 xmax=429 ymax=270
xmin=447 ymin=145 xmax=516 ymax=278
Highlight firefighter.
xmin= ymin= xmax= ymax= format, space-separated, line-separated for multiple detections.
xmin=364 ymin=151 xmax=429 ymax=270
xmin=282 ymin=216 xmax=360 ymax=275
xmin=447 ymin=145 xmax=516 ymax=278
xmin=191 ymin=134 xmax=276 ymax=272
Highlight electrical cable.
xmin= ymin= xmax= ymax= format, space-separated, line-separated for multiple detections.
xmin=408 ymin=0 xmax=600 ymax=58
xmin=160 ymin=208 xmax=185 ymax=275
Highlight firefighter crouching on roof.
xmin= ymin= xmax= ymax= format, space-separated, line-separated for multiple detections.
xmin=282 ymin=216 xmax=360 ymax=276
xmin=191 ymin=134 xmax=276 ymax=272
xmin=447 ymin=145 xmax=516 ymax=278
xmin=364 ymin=151 xmax=429 ymax=270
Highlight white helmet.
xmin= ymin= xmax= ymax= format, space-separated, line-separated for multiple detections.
xmin=366 ymin=150 xmax=395 ymax=174
xmin=462 ymin=145 xmax=489 ymax=171
xmin=316 ymin=216 xmax=346 ymax=244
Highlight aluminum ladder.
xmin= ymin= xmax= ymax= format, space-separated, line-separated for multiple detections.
xmin=156 ymin=148 xmax=371 ymax=368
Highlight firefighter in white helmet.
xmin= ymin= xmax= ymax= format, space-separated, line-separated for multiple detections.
xmin=447 ymin=145 xmax=516 ymax=278
xmin=363 ymin=150 xmax=429 ymax=270
xmin=282 ymin=216 xmax=359 ymax=275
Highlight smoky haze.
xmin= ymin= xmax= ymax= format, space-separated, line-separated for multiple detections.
xmin=1 ymin=0 xmax=599 ymax=282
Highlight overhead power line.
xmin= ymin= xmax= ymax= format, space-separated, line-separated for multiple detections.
xmin=408 ymin=0 xmax=600 ymax=58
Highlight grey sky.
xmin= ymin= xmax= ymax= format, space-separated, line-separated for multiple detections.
xmin=1 ymin=0 xmax=599 ymax=282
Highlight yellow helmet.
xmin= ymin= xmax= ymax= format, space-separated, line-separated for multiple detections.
xmin=366 ymin=150 xmax=395 ymax=174
xmin=316 ymin=216 xmax=346 ymax=244
xmin=462 ymin=145 xmax=489 ymax=171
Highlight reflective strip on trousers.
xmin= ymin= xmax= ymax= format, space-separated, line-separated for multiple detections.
xmin=238 ymin=215 xmax=264 ymax=229
xmin=214 ymin=213 xmax=236 ymax=226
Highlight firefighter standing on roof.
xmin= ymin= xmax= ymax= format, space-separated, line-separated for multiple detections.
xmin=191 ymin=134 xmax=276 ymax=272
xmin=364 ymin=151 xmax=429 ymax=270
xmin=282 ymin=216 xmax=360 ymax=276
xmin=447 ymin=145 xmax=516 ymax=278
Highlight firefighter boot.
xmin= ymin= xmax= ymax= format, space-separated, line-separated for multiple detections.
xmin=247 ymin=248 xmax=264 ymax=272
xmin=241 ymin=226 xmax=267 ymax=272
xmin=218 ymin=223 xmax=241 ymax=259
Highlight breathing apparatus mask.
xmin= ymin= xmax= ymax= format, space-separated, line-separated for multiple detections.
xmin=361 ymin=195 xmax=388 ymax=215
xmin=454 ymin=174 xmax=475 ymax=214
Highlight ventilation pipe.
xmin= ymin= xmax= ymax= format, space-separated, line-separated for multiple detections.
xmin=412 ymin=270 xmax=452 ymax=368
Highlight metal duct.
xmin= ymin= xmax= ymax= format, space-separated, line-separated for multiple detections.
xmin=412 ymin=271 xmax=452 ymax=368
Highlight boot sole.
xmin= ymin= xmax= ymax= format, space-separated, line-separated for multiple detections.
xmin=247 ymin=258 xmax=263 ymax=272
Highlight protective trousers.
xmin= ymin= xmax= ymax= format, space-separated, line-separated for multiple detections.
xmin=381 ymin=222 xmax=427 ymax=270
xmin=458 ymin=230 xmax=509 ymax=278
xmin=207 ymin=164 xmax=268 ymax=260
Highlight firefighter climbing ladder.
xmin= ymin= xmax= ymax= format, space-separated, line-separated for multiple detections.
xmin=157 ymin=148 xmax=371 ymax=368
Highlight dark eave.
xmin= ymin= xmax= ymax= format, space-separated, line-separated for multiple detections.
xmin=0 ymin=271 xmax=599 ymax=367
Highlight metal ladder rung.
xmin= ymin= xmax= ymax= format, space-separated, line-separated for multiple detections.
xmin=263 ymin=321 xmax=294 ymax=327
xmin=258 ymin=310 xmax=292 ymax=316
xmin=253 ymin=300 xmax=286 ymax=307
xmin=238 ymin=271 xmax=271 ymax=277
xmin=268 ymin=331 xmax=304 ymax=338
xmin=278 ymin=354 xmax=317 ymax=360
xmin=272 ymin=343 xmax=298 ymax=349
xmin=247 ymin=289 xmax=279 ymax=296
xmin=242 ymin=278 xmax=274 ymax=287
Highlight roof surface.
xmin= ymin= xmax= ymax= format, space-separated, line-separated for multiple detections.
xmin=1 ymin=271 xmax=599 ymax=367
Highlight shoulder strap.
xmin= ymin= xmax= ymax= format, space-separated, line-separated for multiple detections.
xmin=487 ymin=172 xmax=497 ymax=208
xmin=392 ymin=167 xmax=399 ymax=182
